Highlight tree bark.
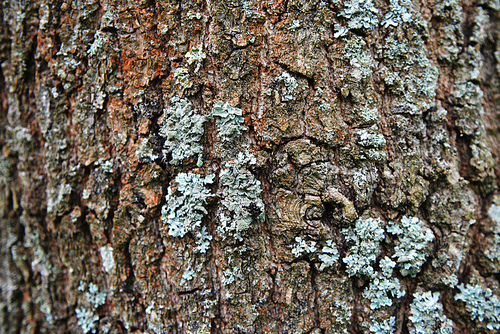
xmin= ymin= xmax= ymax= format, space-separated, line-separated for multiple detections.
xmin=1 ymin=0 xmax=500 ymax=333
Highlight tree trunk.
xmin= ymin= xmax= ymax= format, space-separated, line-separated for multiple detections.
xmin=1 ymin=0 xmax=500 ymax=333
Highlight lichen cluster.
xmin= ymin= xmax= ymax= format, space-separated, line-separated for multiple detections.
xmin=159 ymin=97 xmax=207 ymax=167
xmin=409 ymin=291 xmax=453 ymax=334
xmin=217 ymin=152 xmax=265 ymax=240
xmin=455 ymin=284 xmax=500 ymax=330
xmin=161 ymin=172 xmax=214 ymax=238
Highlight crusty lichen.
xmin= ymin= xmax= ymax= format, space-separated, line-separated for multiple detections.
xmin=161 ymin=172 xmax=214 ymax=238
xmin=217 ymin=151 xmax=265 ymax=240
xmin=159 ymin=97 xmax=207 ymax=167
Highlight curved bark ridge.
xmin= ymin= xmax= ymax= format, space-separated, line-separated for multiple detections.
xmin=2 ymin=0 xmax=500 ymax=333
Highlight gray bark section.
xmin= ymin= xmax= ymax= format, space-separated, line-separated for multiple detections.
xmin=1 ymin=0 xmax=500 ymax=333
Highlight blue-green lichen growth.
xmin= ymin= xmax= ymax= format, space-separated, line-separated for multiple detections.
xmin=276 ymin=72 xmax=298 ymax=101
xmin=159 ymin=97 xmax=207 ymax=167
xmin=319 ymin=240 xmax=340 ymax=271
xmin=210 ymin=101 xmax=246 ymax=143
xmin=75 ymin=282 xmax=106 ymax=334
xmin=362 ymin=257 xmax=405 ymax=309
xmin=355 ymin=129 xmax=386 ymax=148
xmin=387 ymin=216 xmax=434 ymax=277
xmin=339 ymin=0 xmax=379 ymax=32
xmin=369 ymin=317 xmax=395 ymax=334
xmin=217 ymin=152 xmax=265 ymax=240
xmin=291 ymin=237 xmax=317 ymax=258
xmin=409 ymin=291 xmax=453 ymax=334
xmin=455 ymin=284 xmax=500 ymax=330
xmin=381 ymin=0 xmax=412 ymax=28
xmin=342 ymin=217 xmax=384 ymax=277
xmin=185 ymin=45 xmax=206 ymax=73
xmin=162 ymin=172 xmax=214 ymax=238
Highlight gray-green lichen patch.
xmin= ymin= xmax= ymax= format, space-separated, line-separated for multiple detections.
xmin=381 ymin=30 xmax=439 ymax=115
xmin=480 ymin=197 xmax=500 ymax=273
xmin=449 ymin=32 xmax=497 ymax=189
xmin=217 ymin=151 xmax=265 ymax=240
xmin=381 ymin=0 xmax=413 ymax=28
xmin=355 ymin=129 xmax=386 ymax=148
xmin=318 ymin=240 xmax=340 ymax=271
xmin=159 ymin=97 xmax=207 ymax=167
xmin=161 ymin=172 xmax=214 ymax=238
xmin=369 ymin=317 xmax=396 ymax=334
xmin=275 ymin=72 xmax=298 ymax=101
xmin=337 ymin=36 xmax=375 ymax=86
xmin=342 ymin=217 xmax=384 ymax=278
xmin=316 ymin=274 xmax=354 ymax=334
xmin=135 ymin=138 xmax=159 ymax=162
xmin=185 ymin=45 xmax=206 ymax=73
xmin=409 ymin=291 xmax=453 ymax=334
xmin=173 ymin=67 xmax=193 ymax=89
xmin=362 ymin=257 xmax=405 ymax=310
xmin=210 ymin=101 xmax=246 ymax=144
xmin=87 ymin=31 xmax=107 ymax=57
xmin=291 ymin=236 xmax=317 ymax=258
xmin=75 ymin=282 xmax=107 ymax=334
xmin=351 ymin=166 xmax=379 ymax=208
xmin=338 ymin=0 xmax=379 ymax=34
xmin=387 ymin=216 xmax=434 ymax=277
xmin=455 ymin=283 xmax=500 ymax=330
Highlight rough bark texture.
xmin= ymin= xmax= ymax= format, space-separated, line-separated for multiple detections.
xmin=1 ymin=0 xmax=500 ymax=333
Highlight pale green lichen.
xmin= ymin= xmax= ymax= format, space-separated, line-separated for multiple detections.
xmin=87 ymin=31 xmax=106 ymax=57
xmin=339 ymin=0 xmax=379 ymax=32
xmin=97 ymin=159 xmax=114 ymax=173
xmin=76 ymin=282 xmax=106 ymax=334
xmin=331 ymin=300 xmax=353 ymax=333
xmin=76 ymin=308 xmax=99 ymax=334
xmin=319 ymin=240 xmax=340 ymax=270
xmin=161 ymin=172 xmax=214 ymax=238
xmin=381 ymin=0 xmax=412 ymax=28
xmin=288 ymin=19 xmax=301 ymax=31
xmin=181 ymin=267 xmax=195 ymax=285
xmin=455 ymin=284 xmax=500 ymax=330
xmin=382 ymin=34 xmax=439 ymax=114
xmin=387 ymin=216 xmax=434 ymax=277
xmin=85 ymin=283 xmax=106 ymax=309
xmin=82 ymin=189 xmax=90 ymax=200
xmin=363 ymin=274 xmax=405 ymax=309
xmin=276 ymin=72 xmax=298 ymax=101
xmin=342 ymin=217 xmax=384 ymax=277
xmin=409 ymin=291 xmax=453 ymax=334
xmin=242 ymin=0 xmax=265 ymax=19
xmin=210 ymin=101 xmax=246 ymax=143
xmin=222 ymin=267 xmax=240 ymax=286
xmin=369 ymin=317 xmax=395 ymax=334
xmin=217 ymin=152 xmax=265 ymax=240
xmin=173 ymin=67 xmax=193 ymax=88
xmin=185 ymin=45 xmax=206 ymax=72
xmin=355 ymin=129 xmax=386 ymax=148
xmin=362 ymin=257 xmax=405 ymax=309
xmin=136 ymin=138 xmax=159 ymax=162
xmin=195 ymin=226 xmax=212 ymax=253
xmin=159 ymin=97 xmax=207 ymax=167
xmin=343 ymin=37 xmax=375 ymax=83
xmin=291 ymin=237 xmax=317 ymax=258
